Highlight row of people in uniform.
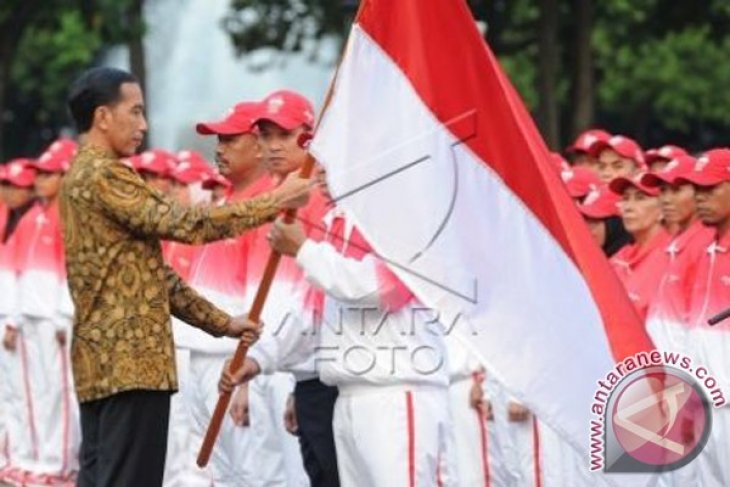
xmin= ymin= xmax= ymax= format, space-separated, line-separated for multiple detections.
xmin=1 ymin=92 xmax=728 ymax=487
xmin=559 ymin=129 xmax=729 ymax=486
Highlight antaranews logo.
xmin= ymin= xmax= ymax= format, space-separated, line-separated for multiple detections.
xmin=588 ymin=350 xmax=725 ymax=473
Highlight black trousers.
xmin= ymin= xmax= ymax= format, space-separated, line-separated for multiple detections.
xmin=294 ymin=379 xmax=340 ymax=487
xmin=77 ymin=390 xmax=171 ymax=487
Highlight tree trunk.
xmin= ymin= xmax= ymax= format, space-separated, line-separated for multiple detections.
xmin=0 ymin=51 xmax=10 ymax=161
xmin=127 ymin=0 xmax=148 ymax=149
xmin=570 ymin=0 xmax=595 ymax=139
xmin=0 ymin=0 xmax=40 ymax=159
xmin=536 ymin=0 xmax=560 ymax=149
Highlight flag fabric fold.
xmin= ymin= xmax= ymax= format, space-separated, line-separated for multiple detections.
xmin=310 ymin=0 xmax=655 ymax=475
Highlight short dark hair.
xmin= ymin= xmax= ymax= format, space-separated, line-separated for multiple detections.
xmin=67 ymin=67 xmax=138 ymax=133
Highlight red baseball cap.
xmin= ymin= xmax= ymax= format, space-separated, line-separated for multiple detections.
xmin=641 ymin=155 xmax=698 ymax=187
xmin=1 ymin=159 xmax=36 ymax=187
xmin=561 ymin=166 xmax=601 ymax=199
xmin=171 ymin=150 xmax=214 ymax=184
xmin=578 ymin=185 xmax=621 ymax=219
xmin=674 ymin=148 xmax=730 ymax=187
xmin=567 ymin=129 xmax=612 ymax=154
xmin=256 ymin=90 xmax=315 ymax=130
xmin=30 ymin=138 xmax=78 ymax=173
xmin=201 ymin=171 xmax=232 ymax=191
xmin=609 ymin=171 xmax=659 ymax=197
xmin=592 ymin=134 xmax=645 ymax=167
xmin=644 ymin=145 xmax=688 ymax=165
xmin=128 ymin=149 xmax=176 ymax=177
xmin=196 ymin=102 xmax=262 ymax=136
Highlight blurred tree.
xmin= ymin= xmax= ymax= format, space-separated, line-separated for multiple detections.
xmin=221 ymin=0 xmax=730 ymax=151
xmin=1 ymin=0 xmax=147 ymax=160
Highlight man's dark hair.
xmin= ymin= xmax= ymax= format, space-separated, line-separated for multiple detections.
xmin=67 ymin=67 xmax=138 ymax=133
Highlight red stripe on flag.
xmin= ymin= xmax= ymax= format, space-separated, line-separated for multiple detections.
xmin=355 ymin=0 xmax=653 ymax=361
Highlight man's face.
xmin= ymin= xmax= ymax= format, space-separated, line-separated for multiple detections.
xmin=34 ymin=171 xmax=63 ymax=200
xmin=215 ymin=132 xmax=261 ymax=183
xmin=598 ymin=149 xmax=637 ymax=183
xmin=618 ymin=186 xmax=662 ymax=235
xmin=694 ymin=182 xmax=730 ymax=227
xmin=585 ymin=217 xmax=606 ymax=247
xmin=98 ymin=82 xmax=147 ymax=157
xmin=170 ymin=180 xmax=191 ymax=206
xmin=659 ymin=183 xmax=696 ymax=228
xmin=140 ymin=171 xmax=170 ymax=195
xmin=649 ymin=159 xmax=670 ymax=173
xmin=572 ymin=153 xmax=599 ymax=172
xmin=258 ymin=121 xmax=308 ymax=176
xmin=1 ymin=183 xmax=34 ymax=209
xmin=211 ymin=185 xmax=228 ymax=203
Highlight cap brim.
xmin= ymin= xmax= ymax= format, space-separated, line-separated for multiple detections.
xmin=565 ymin=145 xmax=586 ymax=154
xmin=608 ymin=177 xmax=659 ymax=196
xmin=674 ymin=174 xmax=726 ymax=187
xmin=579 ymin=204 xmax=616 ymax=220
xmin=587 ymin=141 xmax=610 ymax=158
xmin=255 ymin=115 xmax=309 ymax=131
xmin=27 ymin=162 xmax=64 ymax=173
xmin=195 ymin=121 xmax=253 ymax=135
xmin=4 ymin=177 xmax=35 ymax=187
xmin=640 ymin=173 xmax=671 ymax=188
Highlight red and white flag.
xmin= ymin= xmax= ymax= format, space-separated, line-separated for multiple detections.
xmin=310 ymin=0 xmax=655 ymax=471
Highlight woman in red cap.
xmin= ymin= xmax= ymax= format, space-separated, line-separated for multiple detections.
xmin=577 ymin=185 xmax=632 ymax=257
xmin=608 ymin=173 xmax=671 ymax=321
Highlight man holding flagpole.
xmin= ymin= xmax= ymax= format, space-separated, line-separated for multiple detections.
xmin=60 ymin=67 xmax=311 ymax=486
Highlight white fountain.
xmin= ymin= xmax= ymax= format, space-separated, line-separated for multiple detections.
xmin=105 ymin=0 xmax=338 ymax=156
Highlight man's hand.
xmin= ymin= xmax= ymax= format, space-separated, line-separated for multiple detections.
xmin=271 ymin=172 xmax=312 ymax=209
xmin=3 ymin=326 xmax=18 ymax=352
xmin=283 ymin=394 xmax=299 ymax=436
xmin=268 ymin=217 xmax=306 ymax=257
xmin=229 ymin=383 xmax=250 ymax=427
xmin=219 ymin=357 xmax=262 ymax=394
xmin=225 ymin=314 xmax=261 ymax=346
xmin=508 ymin=401 xmax=531 ymax=423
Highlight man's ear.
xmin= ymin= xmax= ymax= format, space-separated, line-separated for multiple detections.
xmin=94 ymin=105 xmax=111 ymax=132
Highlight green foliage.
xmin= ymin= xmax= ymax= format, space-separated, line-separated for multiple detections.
xmin=12 ymin=10 xmax=100 ymax=124
xmin=222 ymin=0 xmax=354 ymax=59
xmin=596 ymin=26 xmax=730 ymax=132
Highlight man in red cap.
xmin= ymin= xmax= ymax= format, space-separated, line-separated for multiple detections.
xmin=244 ymin=90 xmax=340 ymax=487
xmin=0 ymin=159 xmax=41 ymax=484
xmin=638 ymin=155 xmax=713 ymax=486
xmin=644 ymin=144 xmax=688 ymax=172
xmin=256 ymin=90 xmax=316 ymax=176
xmin=222 ymin=91 xmax=339 ymax=487
xmin=673 ymin=148 xmax=730 ymax=486
xmin=126 ymin=148 xmax=177 ymax=195
xmin=561 ymin=165 xmax=601 ymax=203
xmin=593 ymin=134 xmax=646 ymax=184
xmin=608 ymin=173 xmax=671 ymax=321
xmin=565 ymin=128 xmax=611 ymax=173
xmin=14 ymin=140 xmax=81 ymax=483
xmin=202 ymin=170 xmax=233 ymax=205
xmin=641 ymin=155 xmax=714 ymax=345
xmin=62 ymin=67 xmax=310 ymax=487
xmin=159 ymin=100 xmax=308 ymax=487
xmin=171 ymin=150 xmax=217 ymax=206
xmin=577 ymin=185 xmax=632 ymax=256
